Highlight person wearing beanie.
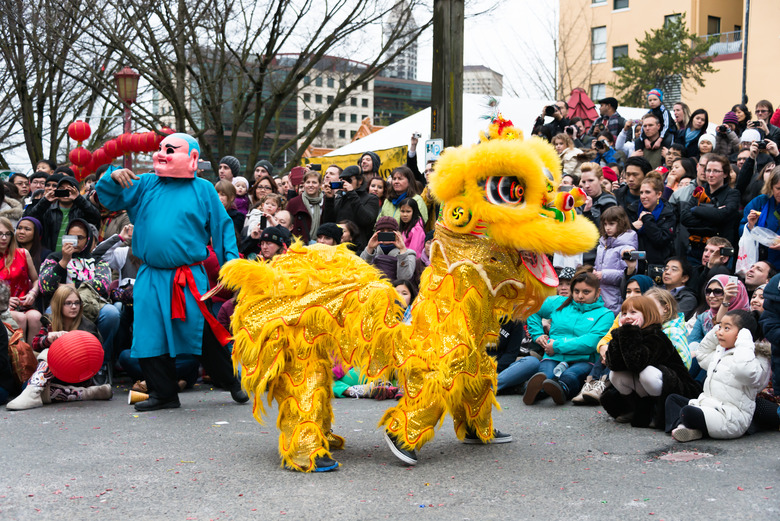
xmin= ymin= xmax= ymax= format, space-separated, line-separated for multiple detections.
xmin=358 ymin=151 xmax=381 ymax=176
xmin=253 ymin=160 xmax=274 ymax=181
xmin=231 ymin=176 xmax=251 ymax=216
xmin=24 ymin=171 xmax=101 ymax=251
xmin=256 ymin=225 xmax=291 ymax=260
xmin=643 ymin=88 xmax=673 ymax=142
xmin=321 ymin=164 xmax=379 ymax=252
xmin=218 ymin=156 xmax=240 ymax=181
xmin=714 ymin=112 xmax=741 ymax=157
xmin=698 ymin=134 xmax=716 ymax=155
xmin=315 ymin=222 xmax=343 ymax=246
xmin=360 ymin=216 xmax=416 ymax=281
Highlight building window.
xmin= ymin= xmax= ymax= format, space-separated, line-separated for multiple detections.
xmin=303 ymin=93 xmax=310 ymax=102
xmin=591 ymin=26 xmax=607 ymax=61
xmin=326 ymin=128 xmax=334 ymax=139
xmin=707 ymin=16 xmax=721 ymax=35
xmin=339 ymin=79 xmax=346 ymax=89
xmin=303 ymin=76 xmax=311 ymax=85
xmin=361 ymin=115 xmax=368 ymax=120
xmin=612 ymin=45 xmax=628 ymax=66
xmin=350 ymin=98 xmax=357 ymax=106
xmin=613 ymin=0 xmax=628 ymax=9
xmin=339 ymin=113 xmax=346 ymax=122
xmin=350 ymin=114 xmax=357 ymax=123
xmin=327 ymin=95 xmax=334 ymax=104
xmin=592 ymin=0 xmax=606 ymax=4
xmin=664 ymin=14 xmax=681 ymax=27
xmin=315 ymin=77 xmax=322 ymax=87
xmin=339 ymin=129 xmax=346 ymax=139
xmin=350 ymin=130 xmax=356 ymax=139
xmin=303 ymin=110 xmax=310 ymax=120
xmin=362 ymin=83 xmax=369 ymax=91
xmin=361 ymin=98 xmax=369 ymax=107
xmin=315 ymin=94 xmax=322 ymax=103
xmin=590 ymin=83 xmax=606 ymax=100
xmin=327 ymin=77 xmax=334 ymax=88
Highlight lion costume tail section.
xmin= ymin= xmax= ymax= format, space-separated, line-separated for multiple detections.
xmin=219 ymin=242 xmax=412 ymax=470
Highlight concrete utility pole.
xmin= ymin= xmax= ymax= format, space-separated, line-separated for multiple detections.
xmin=430 ymin=0 xmax=464 ymax=147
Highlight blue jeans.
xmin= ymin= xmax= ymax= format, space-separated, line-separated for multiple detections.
xmin=497 ymin=356 xmax=540 ymax=391
xmin=97 ymin=304 xmax=121 ymax=364
xmin=588 ymin=358 xmax=610 ymax=380
xmin=538 ymin=359 xmax=593 ymax=399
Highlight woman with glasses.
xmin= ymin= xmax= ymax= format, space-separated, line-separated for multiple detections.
xmin=6 ymin=284 xmax=111 ymax=410
xmin=38 ymin=218 xmax=119 ymax=384
xmin=0 ymin=217 xmax=42 ymax=344
xmin=250 ymin=173 xmax=278 ymax=207
xmin=679 ymin=155 xmax=741 ymax=265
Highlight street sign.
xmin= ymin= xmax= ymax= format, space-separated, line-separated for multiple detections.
xmin=425 ymin=139 xmax=444 ymax=162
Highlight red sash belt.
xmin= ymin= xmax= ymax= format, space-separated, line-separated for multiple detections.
xmin=171 ymin=263 xmax=232 ymax=346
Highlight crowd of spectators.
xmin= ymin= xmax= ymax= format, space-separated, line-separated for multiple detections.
xmin=1 ymin=91 xmax=779 ymax=445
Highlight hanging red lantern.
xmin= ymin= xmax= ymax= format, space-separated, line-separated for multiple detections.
xmin=48 ymin=331 xmax=104 ymax=383
xmin=129 ymin=133 xmax=143 ymax=153
xmin=92 ymin=147 xmax=110 ymax=166
xmin=69 ymin=147 xmax=92 ymax=168
xmin=141 ymin=131 xmax=158 ymax=152
xmin=104 ymin=139 xmax=120 ymax=158
xmin=160 ymin=126 xmax=175 ymax=136
xmin=117 ymin=133 xmax=133 ymax=153
xmin=68 ymin=120 xmax=92 ymax=143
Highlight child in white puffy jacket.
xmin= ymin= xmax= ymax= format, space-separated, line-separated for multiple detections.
xmin=664 ymin=310 xmax=770 ymax=442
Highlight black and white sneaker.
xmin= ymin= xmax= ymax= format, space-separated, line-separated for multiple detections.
xmin=463 ymin=428 xmax=513 ymax=444
xmin=384 ymin=431 xmax=418 ymax=465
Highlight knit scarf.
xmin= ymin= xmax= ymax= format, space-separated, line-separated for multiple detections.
xmin=303 ymin=192 xmax=323 ymax=238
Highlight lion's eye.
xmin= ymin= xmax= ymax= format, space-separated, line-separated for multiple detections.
xmin=485 ymin=176 xmax=525 ymax=206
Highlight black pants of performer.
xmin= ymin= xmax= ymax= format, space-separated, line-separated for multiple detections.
xmin=664 ymin=393 xmax=709 ymax=435
xmin=140 ymin=321 xmax=237 ymax=401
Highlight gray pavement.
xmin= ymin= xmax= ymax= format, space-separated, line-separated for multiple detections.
xmin=1 ymin=383 xmax=779 ymax=520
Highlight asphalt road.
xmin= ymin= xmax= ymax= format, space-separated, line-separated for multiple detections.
xmin=1 ymin=383 xmax=778 ymax=520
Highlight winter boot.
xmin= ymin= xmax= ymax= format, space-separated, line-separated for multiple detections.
xmin=6 ymin=359 xmax=52 ymax=411
xmin=572 ymin=376 xmax=593 ymax=405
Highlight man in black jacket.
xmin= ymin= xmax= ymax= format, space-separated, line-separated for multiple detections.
xmin=321 ymin=165 xmax=379 ymax=251
xmin=25 ymin=175 xmax=101 ymax=252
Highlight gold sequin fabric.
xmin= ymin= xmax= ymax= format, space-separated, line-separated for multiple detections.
xmin=380 ymin=223 xmax=554 ymax=449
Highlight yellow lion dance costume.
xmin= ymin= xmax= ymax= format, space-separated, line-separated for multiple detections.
xmin=220 ymin=114 xmax=598 ymax=472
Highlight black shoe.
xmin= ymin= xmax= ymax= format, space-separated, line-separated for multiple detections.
xmin=313 ymin=456 xmax=340 ymax=472
xmin=523 ymin=372 xmax=546 ymax=405
xmin=134 ymin=396 xmax=181 ymax=412
xmin=384 ymin=431 xmax=417 ymax=465
xmin=542 ymin=379 xmax=566 ymax=405
xmin=463 ymin=428 xmax=513 ymax=444
xmin=230 ymin=381 xmax=249 ymax=404
xmin=92 ymin=363 xmax=112 ymax=386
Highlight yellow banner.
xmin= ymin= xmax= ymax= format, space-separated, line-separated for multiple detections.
xmin=302 ymin=146 xmax=408 ymax=180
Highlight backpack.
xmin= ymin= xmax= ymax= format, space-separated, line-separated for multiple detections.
xmin=6 ymin=322 xmax=36 ymax=387
xmin=77 ymin=281 xmax=109 ymax=323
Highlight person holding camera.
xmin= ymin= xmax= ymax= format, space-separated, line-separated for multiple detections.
xmin=714 ymin=112 xmax=741 ymax=156
xmin=25 ymin=174 xmax=101 ymax=253
xmin=321 ymin=165 xmax=379 ymax=252
xmin=592 ymin=132 xmax=618 ymax=167
xmin=590 ymin=97 xmax=626 ymax=138
xmin=680 ymin=155 xmax=740 ymax=265
xmin=736 ymin=139 xmax=780 ymax=206
xmin=533 ymin=101 xmax=570 ymax=141
xmin=360 ymin=217 xmax=416 ymax=282
xmin=753 ymin=100 xmax=780 ymax=144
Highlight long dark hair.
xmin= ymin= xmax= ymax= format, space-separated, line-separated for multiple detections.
xmin=557 ymin=266 xmax=601 ymax=311
xmin=687 ymin=108 xmax=709 ymax=131
xmin=398 ymin=198 xmax=423 ymax=234
xmin=15 ymin=217 xmax=43 ymax=270
xmin=387 ymin=166 xmax=418 ymax=200
xmin=250 ymin=173 xmax=279 ymax=205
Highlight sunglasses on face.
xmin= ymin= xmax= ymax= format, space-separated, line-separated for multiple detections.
xmin=705 ymin=287 xmax=724 ymax=296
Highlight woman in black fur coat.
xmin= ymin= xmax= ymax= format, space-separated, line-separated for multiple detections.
xmin=601 ymin=296 xmax=701 ymax=428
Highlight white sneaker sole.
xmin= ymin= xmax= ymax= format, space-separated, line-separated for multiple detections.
xmin=672 ymin=427 xmax=703 ymax=442
xmin=384 ymin=432 xmax=417 ymax=465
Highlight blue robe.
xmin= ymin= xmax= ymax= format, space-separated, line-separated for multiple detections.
xmin=95 ymin=173 xmax=238 ymax=358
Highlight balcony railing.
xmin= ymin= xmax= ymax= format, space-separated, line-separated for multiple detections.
xmin=703 ymin=30 xmax=742 ymax=56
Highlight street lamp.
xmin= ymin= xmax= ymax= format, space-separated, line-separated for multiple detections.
xmin=114 ymin=66 xmax=140 ymax=170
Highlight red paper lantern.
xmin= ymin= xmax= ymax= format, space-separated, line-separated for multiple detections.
xmin=69 ymin=147 xmax=92 ymax=168
xmin=129 ymin=133 xmax=143 ymax=153
xmin=117 ymin=133 xmax=133 ymax=153
xmin=160 ymin=126 xmax=175 ymax=136
xmin=75 ymin=167 xmax=91 ymax=182
xmin=68 ymin=120 xmax=92 ymax=143
xmin=141 ymin=132 xmax=158 ymax=152
xmin=104 ymin=139 xmax=120 ymax=158
xmin=48 ymin=331 xmax=104 ymax=383
xmin=92 ymin=147 xmax=110 ymax=166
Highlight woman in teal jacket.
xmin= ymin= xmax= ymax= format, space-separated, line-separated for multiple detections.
xmin=523 ymin=269 xmax=614 ymax=405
